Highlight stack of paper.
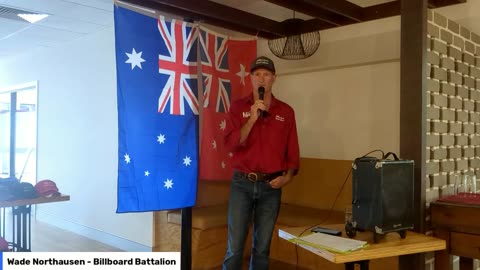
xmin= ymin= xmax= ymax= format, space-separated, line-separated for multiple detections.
xmin=290 ymin=232 xmax=368 ymax=254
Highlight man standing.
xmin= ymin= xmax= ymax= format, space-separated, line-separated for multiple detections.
xmin=223 ymin=56 xmax=300 ymax=270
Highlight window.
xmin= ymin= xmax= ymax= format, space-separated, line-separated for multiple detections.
xmin=0 ymin=82 xmax=38 ymax=185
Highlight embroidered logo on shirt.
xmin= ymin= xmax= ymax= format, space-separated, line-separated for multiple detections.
xmin=275 ymin=115 xmax=285 ymax=122
xmin=243 ymin=112 xmax=251 ymax=118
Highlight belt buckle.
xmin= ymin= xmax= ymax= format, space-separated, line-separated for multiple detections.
xmin=247 ymin=172 xmax=258 ymax=182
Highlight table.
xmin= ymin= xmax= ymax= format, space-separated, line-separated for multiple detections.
xmin=279 ymin=224 xmax=446 ymax=270
xmin=431 ymin=198 xmax=480 ymax=270
xmin=0 ymin=195 xmax=70 ymax=251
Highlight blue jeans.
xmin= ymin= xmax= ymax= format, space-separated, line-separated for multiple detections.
xmin=222 ymin=173 xmax=282 ymax=270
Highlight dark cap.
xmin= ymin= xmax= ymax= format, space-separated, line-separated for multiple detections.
xmin=250 ymin=56 xmax=275 ymax=73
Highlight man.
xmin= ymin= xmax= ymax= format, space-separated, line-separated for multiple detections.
xmin=223 ymin=56 xmax=300 ymax=270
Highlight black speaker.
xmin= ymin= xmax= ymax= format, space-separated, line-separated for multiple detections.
xmin=346 ymin=154 xmax=414 ymax=242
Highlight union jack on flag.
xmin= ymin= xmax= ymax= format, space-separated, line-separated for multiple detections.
xmin=200 ymin=30 xmax=232 ymax=113
xmin=198 ymin=27 xmax=257 ymax=181
xmin=157 ymin=16 xmax=200 ymax=116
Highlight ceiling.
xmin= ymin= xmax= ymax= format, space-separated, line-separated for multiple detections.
xmin=0 ymin=0 xmax=113 ymax=58
xmin=0 ymin=0 xmax=474 ymax=59
xmin=121 ymin=0 xmax=464 ymax=39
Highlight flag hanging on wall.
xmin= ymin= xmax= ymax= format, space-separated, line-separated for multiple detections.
xmin=198 ymin=28 xmax=257 ymax=181
xmin=114 ymin=6 xmax=199 ymax=212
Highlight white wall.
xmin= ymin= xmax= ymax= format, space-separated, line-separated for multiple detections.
xmin=275 ymin=62 xmax=400 ymax=160
xmin=259 ymin=16 xmax=401 ymax=75
xmin=267 ymin=1 xmax=480 ymax=161
xmin=0 ymin=25 xmax=152 ymax=249
xmin=260 ymin=16 xmax=401 ymax=160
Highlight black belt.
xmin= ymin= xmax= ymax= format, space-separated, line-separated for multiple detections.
xmin=234 ymin=171 xmax=284 ymax=182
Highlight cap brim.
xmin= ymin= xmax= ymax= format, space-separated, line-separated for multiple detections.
xmin=250 ymin=65 xmax=275 ymax=73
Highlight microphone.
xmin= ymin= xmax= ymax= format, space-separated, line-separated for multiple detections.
xmin=258 ymin=87 xmax=265 ymax=117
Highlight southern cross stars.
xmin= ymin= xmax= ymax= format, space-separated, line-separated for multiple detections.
xmin=157 ymin=134 xmax=166 ymax=144
xmin=125 ymin=48 xmax=145 ymax=70
xmin=124 ymin=154 xmax=131 ymax=164
xmin=219 ymin=119 xmax=226 ymax=131
xmin=183 ymin=156 xmax=192 ymax=166
xmin=212 ymin=140 xmax=217 ymax=149
xmin=164 ymin=179 xmax=173 ymax=189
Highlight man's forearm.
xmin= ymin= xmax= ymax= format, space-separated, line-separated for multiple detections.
xmin=285 ymin=169 xmax=295 ymax=181
xmin=239 ymin=118 xmax=255 ymax=144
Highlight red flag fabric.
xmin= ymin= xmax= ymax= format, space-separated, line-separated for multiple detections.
xmin=199 ymin=28 xmax=257 ymax=180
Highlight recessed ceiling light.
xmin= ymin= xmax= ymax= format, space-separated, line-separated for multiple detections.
xmin=17 ymin=13 xmax=49 ymax=24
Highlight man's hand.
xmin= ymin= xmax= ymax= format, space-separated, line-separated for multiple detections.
xmin=270 ymin=174 xmax=292 ymax=189
xmin=250 ymin=100 xmax=266 ymax=121
xmin=239 ymin=101 xmax=265 ymax=144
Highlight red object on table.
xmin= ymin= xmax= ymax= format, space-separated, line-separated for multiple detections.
xmin=437 ymin=193 xmax=480 ymax=205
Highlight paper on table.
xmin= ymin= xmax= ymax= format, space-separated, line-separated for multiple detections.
xmin=290 ymin=232 xmax=368 ymax=254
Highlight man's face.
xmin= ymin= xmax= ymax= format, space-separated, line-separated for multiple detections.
xmin=251 ymin=68 xmax=276 ymax=93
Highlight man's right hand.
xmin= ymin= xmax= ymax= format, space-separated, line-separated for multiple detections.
xmin=250 ymin=100 xmax=266 ymax=121
xmin=239 ymin=100 xmax=266 ymax=144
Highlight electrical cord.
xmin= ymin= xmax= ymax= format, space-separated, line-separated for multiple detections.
xmin=358 ymin=149 xmax=384 ymax=160
xmin=292 ymin=150 xmax=386 ymax=267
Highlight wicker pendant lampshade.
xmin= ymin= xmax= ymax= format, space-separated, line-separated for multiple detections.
xmin=268 ymin=18 xmax=320 ymax=60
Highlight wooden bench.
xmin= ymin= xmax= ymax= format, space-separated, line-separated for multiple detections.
xmin=153 ymin=158 xmax=397 ymax=270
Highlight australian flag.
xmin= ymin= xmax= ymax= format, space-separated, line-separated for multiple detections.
xmin=114 ymin=6 xmax=199 ymax=212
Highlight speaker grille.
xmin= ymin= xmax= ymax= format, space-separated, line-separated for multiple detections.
xmin=352 ymin=158 xmax=414 ymax=233
xmin=381 ymin=163 xmax=414 ymax=225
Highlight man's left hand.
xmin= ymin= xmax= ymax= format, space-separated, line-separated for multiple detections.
xmin=269 ymin=175 xmax=292 ymax=189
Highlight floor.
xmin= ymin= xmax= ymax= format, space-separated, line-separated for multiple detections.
xmin=210 ymin=260 xmax=309 ymax=270
xmin=30 ymin=221 xmax=123 ymax=252
xmin=23 ymin=220 xmax=480 ymax=270
xmin=25 ymin=220 xmax=305 ymax=269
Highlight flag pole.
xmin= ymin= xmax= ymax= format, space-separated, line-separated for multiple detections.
xmin=180 ymin=15 xmax=197 ymax=270
xmin=181 ymin=207 xmax=192 ymax=270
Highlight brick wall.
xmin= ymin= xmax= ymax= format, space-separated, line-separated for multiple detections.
xmin=426 ymin=9 xmax=480 ymax=270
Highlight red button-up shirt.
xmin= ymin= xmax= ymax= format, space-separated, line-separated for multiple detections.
xmin=224 ymin=95 xmax=300 ymax=174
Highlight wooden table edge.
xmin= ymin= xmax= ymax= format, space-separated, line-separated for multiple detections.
xmin=0 ymin=194 xmax=70 ymax=208
xmin=278 ymin=227 xmax=446 ymax=264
